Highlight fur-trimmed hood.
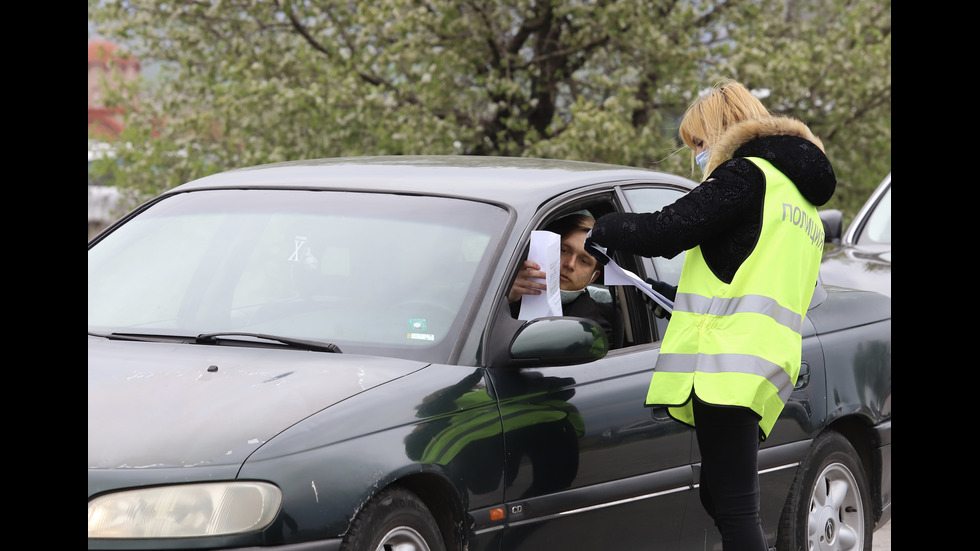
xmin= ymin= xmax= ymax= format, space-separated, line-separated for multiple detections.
xmin=705 ymin=115 xmax=836 ymax=207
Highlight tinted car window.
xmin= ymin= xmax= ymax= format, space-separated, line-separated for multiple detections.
xmin=88 ymin=189 xmax=509 ymax=362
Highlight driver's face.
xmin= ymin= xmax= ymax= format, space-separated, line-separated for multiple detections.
xmin=559 ymin=230 xmax=598 ymax=291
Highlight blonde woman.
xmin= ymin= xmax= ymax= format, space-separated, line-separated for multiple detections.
xmin=587 ymin=79 xmax=836 ymax=550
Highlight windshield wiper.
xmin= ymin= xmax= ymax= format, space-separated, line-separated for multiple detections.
xmin=92 ymin=331 xmax=343 ymax=353
xmin=195 ymin=332 xmax=342 ymax=353
xmin=96 ymin=331 xmax=195 ymax=344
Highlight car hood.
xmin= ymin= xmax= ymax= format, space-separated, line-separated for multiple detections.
xmin=819 ymin=243 xmax=891 ymax=297
xmin=88 ymin=336 xmax=428 ymax=469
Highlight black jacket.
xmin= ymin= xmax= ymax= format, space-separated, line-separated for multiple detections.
xmin=589 ymin=116 xmax=836 ymax=284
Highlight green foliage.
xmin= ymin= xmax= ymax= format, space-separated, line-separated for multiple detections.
xmin=89 ymin=0 xmax=890 ymax=223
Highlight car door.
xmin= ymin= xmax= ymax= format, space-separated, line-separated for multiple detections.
xmin=489 ymin=184 xmax=698 ymax=549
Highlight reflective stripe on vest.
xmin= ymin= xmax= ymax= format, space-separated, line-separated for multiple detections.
xmin=674 ymin=293 xmax=805 ymax=334
xmin=645 ymin=157 xmax=822 ymax=438
xmin=654 ymin=352 xmax=795 ymax=405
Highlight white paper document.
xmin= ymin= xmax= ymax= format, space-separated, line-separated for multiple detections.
xmin=600 ymin=259 xmax=674 ymax=314
xmin=518 ymin=231 xmax=563 ymax=320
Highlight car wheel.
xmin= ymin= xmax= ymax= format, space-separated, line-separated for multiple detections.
xmin=341 ymin=486 xmax=446 ymax=551
xmin=777 ymin=431 xmax=872 ymax=551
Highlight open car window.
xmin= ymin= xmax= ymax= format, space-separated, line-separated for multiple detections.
xmin=620 ymin=187 xmax=688 ymax=287
xmin=529 ymin=192 xmax=677 ymax=350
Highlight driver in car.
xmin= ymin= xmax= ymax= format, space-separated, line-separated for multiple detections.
xmin=508 ymin=213 xmax=613 ymax=343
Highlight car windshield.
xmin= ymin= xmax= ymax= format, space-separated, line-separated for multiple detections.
xmin=855 ymin=184 xmax=890 ymax=246
xmin=88 ymin=189 xmax=510 ymax=362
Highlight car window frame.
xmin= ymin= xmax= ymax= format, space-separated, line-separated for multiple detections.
xmin=496 ymin=179 xmax=694 ymax=355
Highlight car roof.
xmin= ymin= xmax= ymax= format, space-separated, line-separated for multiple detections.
xmin=172 ymin=155 xmax=696 ymax=210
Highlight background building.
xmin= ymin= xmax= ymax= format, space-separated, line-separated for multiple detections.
xmin=89 ymin=39 xmax=140 ymax=239
xmin=88 ymin=39 xmax=140 ymax=141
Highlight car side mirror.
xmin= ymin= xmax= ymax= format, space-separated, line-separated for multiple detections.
xmin=505 ymin=317 xmax=609 ymax=368
xmin=819 ymin=209 xmax=843 ymax=245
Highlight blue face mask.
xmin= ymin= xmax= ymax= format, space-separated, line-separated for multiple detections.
xmin=695 ymin=149 xmax=710 ymax=173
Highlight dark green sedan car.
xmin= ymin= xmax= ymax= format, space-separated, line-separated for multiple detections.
xmin=88 ymin=156 xmax=891 ymax=551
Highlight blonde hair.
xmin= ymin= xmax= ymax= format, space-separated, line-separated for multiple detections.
xmin=678 ymin=78 xmax=770 ymax=179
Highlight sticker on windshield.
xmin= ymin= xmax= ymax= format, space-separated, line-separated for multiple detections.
xmin=288 ymin=235 xmax=308 ymax=262
xmin=407 ymin=319 xmax=434 ymax=341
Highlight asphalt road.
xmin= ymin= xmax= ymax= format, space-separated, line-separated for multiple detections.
xmin=873 ymin=520 xmax=891 ymax=550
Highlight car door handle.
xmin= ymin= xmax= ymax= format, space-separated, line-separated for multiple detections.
xmin=794 ymin=362 xmax=810 ymax=390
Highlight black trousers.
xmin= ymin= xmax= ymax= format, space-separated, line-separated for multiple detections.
xmin=692 ymin=396 xmax=768 ymax=551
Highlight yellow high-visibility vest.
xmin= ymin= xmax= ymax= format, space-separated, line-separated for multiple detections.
xmin=646 ymin=157 xmax=824 ymax=438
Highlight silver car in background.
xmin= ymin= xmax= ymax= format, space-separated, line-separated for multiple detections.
xmin=819 ymin=172 xmax=891 ymax=297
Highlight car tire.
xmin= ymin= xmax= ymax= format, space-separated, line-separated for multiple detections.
xmin=777 ymin=431 xmax=872 ymax=551
xmin=341 ymin=486 xmax=446 ymax=551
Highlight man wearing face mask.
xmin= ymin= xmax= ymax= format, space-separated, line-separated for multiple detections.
xmin=508 ymin=213 xmax=613 ymax=344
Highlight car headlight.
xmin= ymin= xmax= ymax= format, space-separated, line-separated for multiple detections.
xmin=88 ymin=481 xmax=282 ymax=538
